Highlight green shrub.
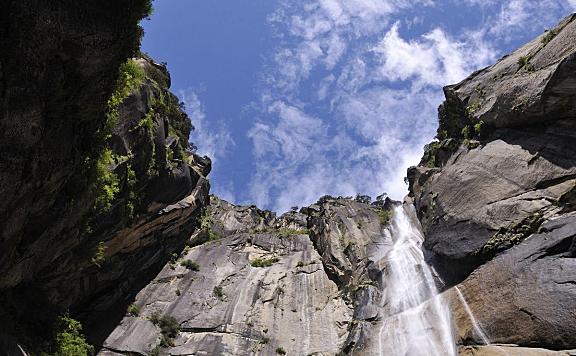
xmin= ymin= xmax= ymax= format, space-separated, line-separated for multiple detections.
xmin=436 ymin=129 xmax=448 ymax=140
xmin=377 ymin=209 xmax=392 ymax=227
xmin=127 ymin=303 xmax=140 ymax=317
xmin=250 ymin=257 xmax=279 ymax=268
xmin=260 ymin=336 xmax=270 ymax=344
xmin=276 ymin=347 xmax=286 ymax=355
xmin=137 ymin=107 xmax=155 ymax=130
xmin=199 ymin=208 xmax=221 ymax=241
xmin=52 ymin=314 xmax=94 ymax=356
xmin=213 ymin=286 xmax=225 ymax=300
xmin=541 ymin=28 xmax=558 ymax=44
xmin=277 ymin=228 xmax=308 ymax=237
xmin=208 ymin=229 xmax=221 ymax=241
xmin=180 ymin=259 xmax=199 ymax=271
xmin=105 ymin=59 xmax=145 ymax=132
xmin=150 ymin=314 xmax=180 ymax=347
xmin=93 ymin=149 xmax=119 ymax=213
xmin=517 ymin=55 xmax=528 ymax=67
xmin=150 ymin=346 xmax=160 ymax=356
xmin=422 ymin=141 xmax=440 ymax=168
xmin=125 ymin=164 xmax=137 ymax=220
xmin=149 ymin=312 xmax=161 ymax=325
xmin=90 ymin=242 xmax=106 ymax=267
xmin=461 ymin=125 xmax=470 ymax=140
xmin=466 ymin=100 xmax=481 ymax=115
xmin=517 ymin=55 xmax=535 ymax=71
xmin=254 ymin=227 xmax=309 ymax=236
xmin=473 ymin=120 xmax=484 ymax=138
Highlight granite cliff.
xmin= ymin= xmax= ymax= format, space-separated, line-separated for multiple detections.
xmin=408 ymin=13 xmax=576 ymax=356
xmin=0 ymin=2 xmax=209 ymax=353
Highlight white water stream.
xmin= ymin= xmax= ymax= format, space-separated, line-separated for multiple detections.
xmin=377 ymin=205 xmax=458 ymax=356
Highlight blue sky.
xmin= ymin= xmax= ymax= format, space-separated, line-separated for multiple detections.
xmin=142 ymin=0 xmax=576 ymax=213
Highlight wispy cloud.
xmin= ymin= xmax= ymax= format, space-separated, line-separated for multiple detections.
xmin=462 ymin=0 xmax=576 ymax=43
xmin=238 ymin=0 xmax=575 ymax=212
xmin=246 ymin=0 xmax=505 ymax=212
xmin=179 ymin=89 xmax=234 ymax=163
xmin=372 ymin=23 xmax=496 ymax=87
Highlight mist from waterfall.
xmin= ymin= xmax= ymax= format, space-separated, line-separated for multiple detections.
xmin=378 ymin=205 xmax=457 ymax=356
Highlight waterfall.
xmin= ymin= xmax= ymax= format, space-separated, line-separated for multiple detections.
xmin=378 ymin=205 xmax=457 ymax=356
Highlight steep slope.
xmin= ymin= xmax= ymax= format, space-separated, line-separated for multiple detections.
xmin=0 ymin=3 xmax=211 ymax=353
xmin=408 ymin=14 xmax=576 ymax=354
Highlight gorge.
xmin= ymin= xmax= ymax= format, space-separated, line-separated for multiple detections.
xmin=0 ymin=2 xmax=575 ymax=356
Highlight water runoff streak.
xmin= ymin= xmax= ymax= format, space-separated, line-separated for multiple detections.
xmin=378 ymin=205 xmax=457 ymax=356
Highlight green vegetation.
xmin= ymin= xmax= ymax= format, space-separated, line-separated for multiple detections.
xmin=89 ymin=59 xmax=146 ymax=216
xmin=250 ymin=257 xmax=280 ymax=268
xmin=480 ymin=213 xmax=543 ymax=256
xmin=137 ymin=107 xmax=155 ymax=130
xmin=461 ymin=125 xmax=470 ymax=140
xmin=199 ymin=207 xmax=221 ymax=241
xmin=466 ymin=100 xmax=481 ymax=115
xmin=541 ymin=28 xmax=559 ymax=44
xmin=169 ymin=252 xmax=178 ymax=270
xmin=213 ymin=286 xmax=225 ymax=300
xmin=90 ymin=242 xmax=106 ymax=268
xmin=422 ymin=141 xmax=440 ymax=168
xmin=180 ymin=259 xmax=200 ymax=271
xmin=354 ymin=279 xmax=378 ymax=292
xmin=150 ymin=313 xmax=180 ymax=348
xmin=93 ymin=148 xmax=120 ymax=213
xmin=473 ymin=120 xmax=485 ymax=138
xmin=150 ymin=346 xmax=160 ymax=356
xmin=105 ymin=59 xmax=145 ymax=134
xmin=463 ymin=139 xmax=480 ymax=149
xmin=517 ymin=55 xmax=529 ymax=68
xmin=253 ymin=227 xmax=309 ymax=237
xmin=127 ymin=303 xmax=140 ymax=317
xmin=517 ymin=55 xmax=535 ymax=72
xmin=376 ymin=209 xmax=392 ymax=227
xmin=276 ymin=347 xmax=287 ymax=355
xmin=436 ymin=129 xmax=448 ymax=140
xmin=125 ymin=164 xmax=137 ymax=220
xmin=277 ymin=228 xmax=309 ymax=237
xmin=260 ymin=336 xmax=270 ymax=344
xmin=50 ymin=314 xmax=94 ymax=356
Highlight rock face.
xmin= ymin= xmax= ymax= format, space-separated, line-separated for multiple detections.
xmin=0 ymin=3 xmax=211 ymax=353
xmin=408 ymin=13 xmax=576 ymax=354
xmin=99 ymin=195 xmax=399 ymax=355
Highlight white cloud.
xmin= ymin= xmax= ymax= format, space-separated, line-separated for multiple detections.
xmin=372 ymin=23 xmax=497 ymax=87
xmin=179 ymin=90 xmax=234 ymax=162
xmin=462 ymin=0 xmax=576 ymax=42
xmin=245 ymin=0 xmax=571 ymax=212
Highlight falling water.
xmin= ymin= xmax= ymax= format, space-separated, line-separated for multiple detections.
xmin=378 ymin=205 xmax=457 ymax=356
xmin=454 ymin=286 xmax=491 ymax=345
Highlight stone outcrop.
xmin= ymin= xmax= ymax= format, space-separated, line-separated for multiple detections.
xmin=408 ymin=13 xmax=576 ymax=354
xmin=98 ymin=195 xmax=398 ymax=355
